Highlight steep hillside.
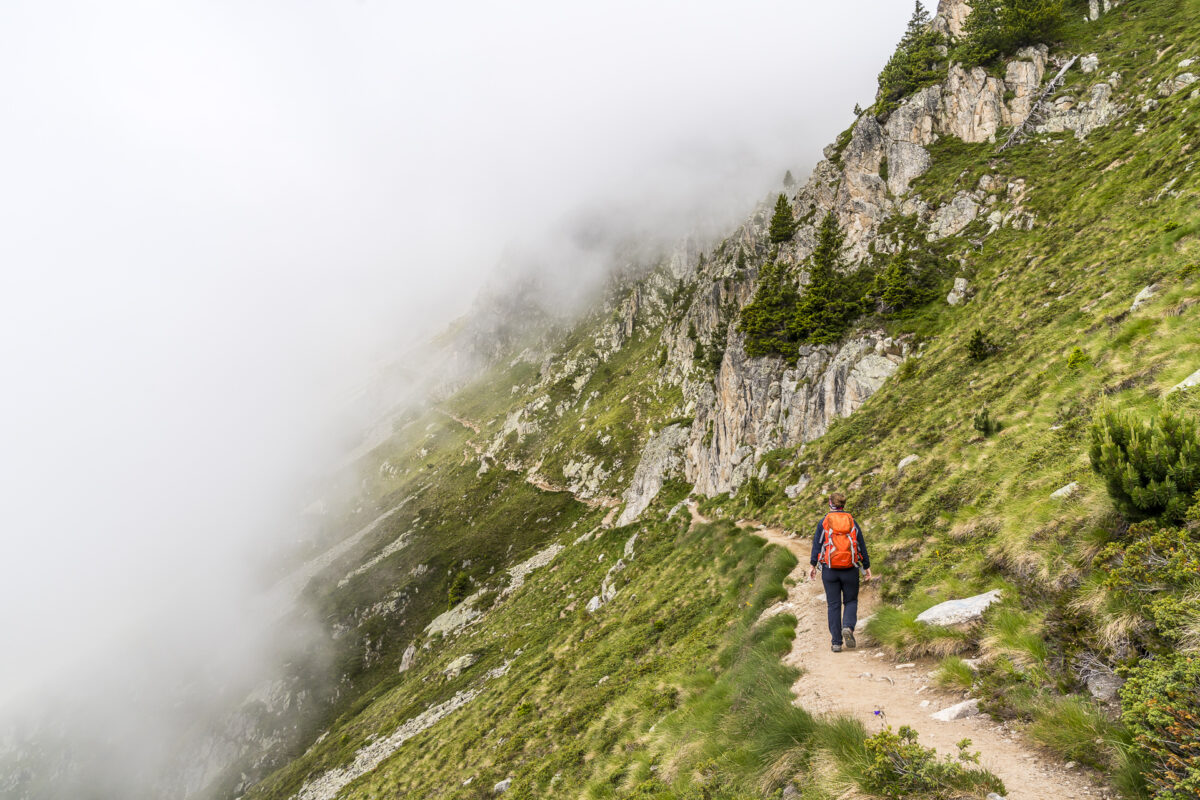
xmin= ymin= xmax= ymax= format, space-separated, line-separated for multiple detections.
xmin=31 ymin=1 xmax=1196 ymax=798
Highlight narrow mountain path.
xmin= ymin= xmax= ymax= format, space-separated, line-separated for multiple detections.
xmin=687 ymin=505 xmax=1107 ymax=800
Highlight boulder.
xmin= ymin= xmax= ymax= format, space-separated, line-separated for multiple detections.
xmin=443 ymin=653 xmax=478 ymax=679
xmin=493 ymin=778 xmax=512 ymax=794
xmin=1130 ymin=283 xmax=1159 ymax=312
xmin=930 ymin=698 xmax=981 ymax=721
xmin=947 ymin=277 xmax=971 ymax=306
xmin=1081 ymin=53 xmax=1100 ymax=73
xmin=784 ymin=475 xmax=811 ymax=499
xmin=1050 ymin=482 xmax=1080 ymax=500
xmin=916 ymin=590 xmax=1002 ymax=626
xmin=897 ymin=455 xmax=921 ymax=473
xmin=1170 ymin=367 xmax=1200 ymax=393
xmin=398 ymin=643 xmax=417 ymax=673
xmin=1158 ymin=73 xmax=1198 ymax=96
xmin=615 ymin=423 xmax=690 ymax=526
xmin=927 ymin=192 xmax=980 ymax=240
xmin=1087 ymin=672 xmax=1125 ymax=702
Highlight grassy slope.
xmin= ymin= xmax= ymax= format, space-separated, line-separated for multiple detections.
xmin=699 ymin=0 xmax=1200 ymax=790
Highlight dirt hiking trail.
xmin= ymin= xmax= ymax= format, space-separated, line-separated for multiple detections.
xmin=688 ymin=505 xmax=1109 ymax=800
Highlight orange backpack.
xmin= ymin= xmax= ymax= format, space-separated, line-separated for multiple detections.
xmin=820 ymin=512 xmax=860 ymax=569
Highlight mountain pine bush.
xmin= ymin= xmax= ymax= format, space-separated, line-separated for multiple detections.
xmin=876 ymin=2 xmax=947 ymax=115
xmin=1120 ymin=654 xmax=1200 ymax=800
xmin=1089 ymin=407 xmax=1200 ymax=523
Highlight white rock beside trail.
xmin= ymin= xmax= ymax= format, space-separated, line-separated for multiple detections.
xmin=930 ymin=698 xmax=981 ymax=721
xmin=897 ymin=455 xmax=921 ymax=473
xmin=1051 ymin=482 xmax=1080 ymax=500
xmin=1170 ymin=368 xmax=1200 ymax=393
xmin=916 ymin=590 xmax=1002 ymax=626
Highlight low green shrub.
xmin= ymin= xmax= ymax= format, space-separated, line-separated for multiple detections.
xmin=973 ymin=407 xmax=1001 ymax=437
xmin=1089 ymin=406 xmax=1200 ymax=523
xmin=861 ymin=725 xmax=1004 ymax=799
xmin=966 ymin=329 xmax=998 ymax=361
xmin=1120 ymin=653 xmax=1200 ymax=800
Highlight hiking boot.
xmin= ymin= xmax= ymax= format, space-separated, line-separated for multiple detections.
xmin=831 ymin=643 xmax=842 ymax=653
xmin=843 ymin=627 xmax=856 ymax=649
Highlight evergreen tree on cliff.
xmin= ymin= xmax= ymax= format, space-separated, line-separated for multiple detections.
xmin=768 ymin=194 xmax=797 ymax=244
xmin=739 ymin=261 xmax=801 ymax=362
xmin=954 ymin=0 xmax=1067 ymax=67
xmin=789 ymin=213 xmax=856 ymax=345
xmin=876 ymin=1 xmax=946 ymax=113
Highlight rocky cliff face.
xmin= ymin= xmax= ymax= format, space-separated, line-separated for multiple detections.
xmin=684 ymin=333 xmax=907 ymax=496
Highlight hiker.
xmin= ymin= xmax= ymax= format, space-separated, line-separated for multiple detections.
xmin=808 ymin=492 xmax=871 ymax=652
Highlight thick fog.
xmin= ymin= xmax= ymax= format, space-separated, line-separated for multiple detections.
xmin=0 ymin=0 xmax=927 ymax=795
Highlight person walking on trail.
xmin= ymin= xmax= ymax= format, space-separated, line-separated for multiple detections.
xmin=808 ymin=492 xmax=871 ymax=653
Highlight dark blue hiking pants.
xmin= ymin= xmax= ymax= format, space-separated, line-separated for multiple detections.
xmin=821 ymin=566 xmax=859 ymax=645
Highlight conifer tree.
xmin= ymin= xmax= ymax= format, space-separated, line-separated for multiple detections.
xmin=768 ymin=194 xmax=797 ymax=244
xmin=738 ymin=262 xmax=801 ymax=362
xmin=789 ymin=214 xmax=856 ymax=345
xmin=876 ymin=2 xmax=946 ymax=113
xmin=953 ymin=0 xmax=1066 ymax=67
xmin=875 ymin=247 xmax=934 ymax=316
xmin=783 ymin=170 xmax=795 ymax=188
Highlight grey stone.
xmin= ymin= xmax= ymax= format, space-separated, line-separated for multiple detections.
xmin=947 ymin=277 xmax=971 ymax=305
xmin=493 ymin=778 xmax=512 ymax=794
xmin=1081 ymin=54 xmax=1100 ymax=73
xmin=927 ymin=192 xmax=980 ymax=240
xmin=616 ymin=423 xmax=690 ymax=525
xmin=784 ymin=475 xmax=811 ymax=499
xmin=1087 ymin=672 xmax=1125 ymax=702
xmin=1170 ymin=367 xmax=1200 ymax=393
xmin=1131 ymin=283 xmax=1159 ymax=312
xmin=398 ymin=643 xmax=417 ymax=673
xmin=443 ymin=653 xmax=478 ymax=679
xmin=930 ymin=698 xmax=981 ymax=721
xmin=1158 ymin=73 xmax=1198 ymax=96
xmin=916 ymin=590 xmax=1002 ymax=626
xmin=1050 ymin=482 xmax=1080 ymax=500
xmin=897 ymin=455 xmax=921 ymax=473
xmin=685 ymin=333 xmax=902 ymax=495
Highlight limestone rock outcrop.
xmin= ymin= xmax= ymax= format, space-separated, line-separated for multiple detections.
xmin=616 ymin=423 xmax=690 ymax=525
xmin=685 ymin=333 xmax=905 ymax=495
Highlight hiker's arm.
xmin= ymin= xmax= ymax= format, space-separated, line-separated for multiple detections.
xmin=808 ymin=520 xmax=822 ymax=580
xmin=856 ymin=525 xmax=871 ymax=575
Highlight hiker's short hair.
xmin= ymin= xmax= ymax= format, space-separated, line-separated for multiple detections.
xmin=829 ymin=492 xmax=847 ymax=509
